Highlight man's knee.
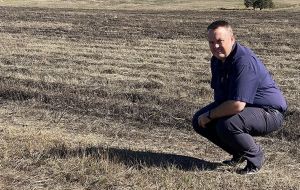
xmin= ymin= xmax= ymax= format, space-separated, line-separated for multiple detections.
xmin=192 ymin=102 xmax=219 ymax=135
xmin=192 ymin=109 xmax=210 ymax=136
xmin=192 ymin=111 xmax=201 ymax=133
xmin=216 ymin=116 xmax=244 ymax=138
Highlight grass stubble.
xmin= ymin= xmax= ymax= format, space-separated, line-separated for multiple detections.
xmin=0 ymin=2 xmax=299 ymax=190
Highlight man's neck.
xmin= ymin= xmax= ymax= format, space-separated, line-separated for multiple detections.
xmin=222 ymin=42 xmax=236 ymax=63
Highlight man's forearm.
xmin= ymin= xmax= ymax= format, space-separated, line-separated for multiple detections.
xmin=209 ymin=100 xmax=246 ymax=119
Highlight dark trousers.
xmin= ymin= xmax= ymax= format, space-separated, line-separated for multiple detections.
xmin=192 ymin=102 xmax=284 ymax=168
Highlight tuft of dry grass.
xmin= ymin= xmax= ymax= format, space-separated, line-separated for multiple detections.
xmin=0 ymin=4 xmax=299 ymax=190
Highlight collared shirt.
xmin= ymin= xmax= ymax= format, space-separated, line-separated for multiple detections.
xmin=210 ymin=42 xmax=287 ymax=112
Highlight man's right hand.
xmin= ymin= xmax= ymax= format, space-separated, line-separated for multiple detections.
xmin=198 ymin=112 xmax=212 ymax=128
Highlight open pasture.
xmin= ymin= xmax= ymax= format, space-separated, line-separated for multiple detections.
xmin=0 ymin=3 xmax=299 ymax=190
xmin=0 ymin=0 xmax=299 ymax=10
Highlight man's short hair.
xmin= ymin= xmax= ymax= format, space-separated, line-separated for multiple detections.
xmin=207 ymin=20 xmax=233 ymax=34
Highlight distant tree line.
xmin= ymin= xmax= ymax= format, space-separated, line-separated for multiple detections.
xmin=244 ymin=0 xmax=274 ymax=10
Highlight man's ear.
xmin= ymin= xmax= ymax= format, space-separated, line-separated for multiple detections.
xmin=231 ymin=35 xmax=235 ymax=44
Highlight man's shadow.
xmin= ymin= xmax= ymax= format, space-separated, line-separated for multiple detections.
xmin=46 ymin=144 xmax=222 ymax=171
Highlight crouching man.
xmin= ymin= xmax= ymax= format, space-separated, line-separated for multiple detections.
xmin=192 ymin=20 xmax=287 ymax=174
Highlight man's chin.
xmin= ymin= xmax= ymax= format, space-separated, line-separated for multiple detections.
xmin=214 ymin=54 xmax=226 ymax=60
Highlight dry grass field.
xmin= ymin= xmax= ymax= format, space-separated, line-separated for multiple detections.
xmin=0 ymin=0 xmax=299 ymax=189
xmin=0 ymin=0 xmax=299 ymax=10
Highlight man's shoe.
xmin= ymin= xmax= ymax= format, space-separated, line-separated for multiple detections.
xmin=222 ymin=157 xmax=245 ymax=166
xmin=237 ymin=162 xmax=260 ymax=175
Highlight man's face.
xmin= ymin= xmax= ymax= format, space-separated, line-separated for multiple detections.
xmin=207 ymin=26 xmax=235 ymax=62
